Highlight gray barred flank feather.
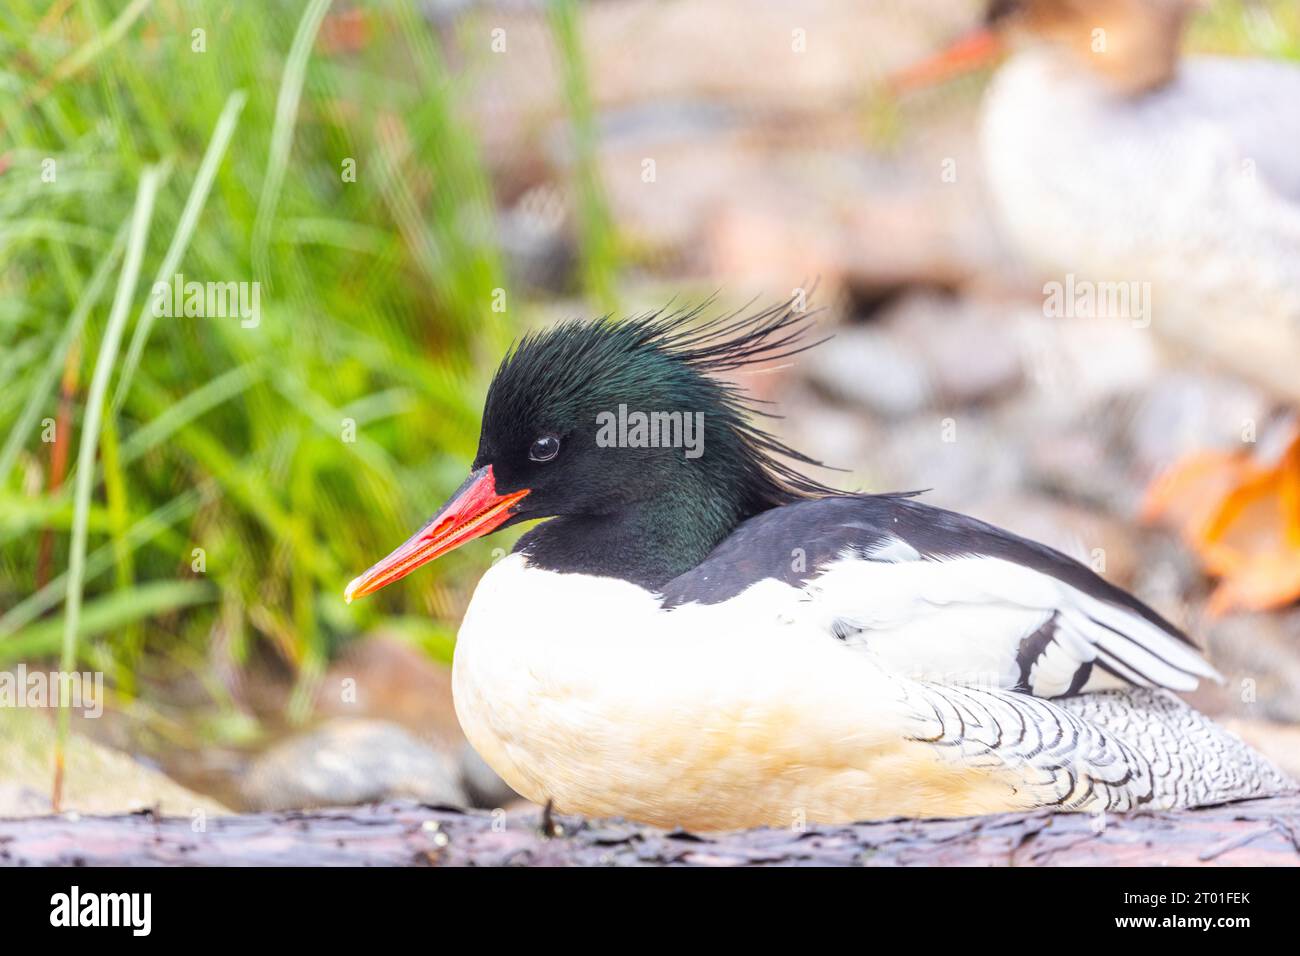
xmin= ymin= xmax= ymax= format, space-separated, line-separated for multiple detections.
xmin=1054 ymin=690 xmax=1296 ymax=809
xmin=903 ymin=685 xmax=1296 ymax=811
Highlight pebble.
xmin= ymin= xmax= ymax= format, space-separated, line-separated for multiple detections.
xmin=241 ymin=719 xmax=468 ymax=811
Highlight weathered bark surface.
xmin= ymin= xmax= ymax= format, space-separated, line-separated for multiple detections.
xmin=2 ymin=796 xmax=1297 ymax=866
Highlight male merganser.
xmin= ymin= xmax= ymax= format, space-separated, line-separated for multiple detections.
xmin=345 ymin=302 xmax=1292 ymax=829
xmin=896 ymin=0 xmax=1300 ymax=402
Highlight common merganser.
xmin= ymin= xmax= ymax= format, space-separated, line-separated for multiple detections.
xmin=345 ymin=302 xmax=1292 ymax=829
xmin=896 ymin=0 xmax=1300 ymax=402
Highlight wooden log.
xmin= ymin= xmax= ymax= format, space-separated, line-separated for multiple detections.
xmin=2 ymin=795 xmax=1298 ymax=866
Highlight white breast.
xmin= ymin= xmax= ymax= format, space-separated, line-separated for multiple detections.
xmin=451 ymin=555 xmax=1030 ymax=828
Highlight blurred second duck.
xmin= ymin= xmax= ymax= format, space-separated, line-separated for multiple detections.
xmin=897 ymin=0 xmax=1300 ymax=401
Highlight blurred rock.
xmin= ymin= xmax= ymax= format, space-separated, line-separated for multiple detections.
xmin=803 ymin=290 xmax=1026 ymax=420
xmin=1201 ymin=611 xmax=1300 ymax=725
xmin=694 ymin=133 xmax=1002 ymax=296
xmin=241 ymin=718 xmax=468 ymax=811
xmin=315 ymin=634 xmax=463 ymax=752
xmin=1125 ymin=371 xmax=1271 ymax=482
xmin=464 ymin=0 xmax=1002 ymax=292
xmin=705 ymin=200 xmax=850 ymax=296
xmin=497 ymin=183 xmax=576 ymax=294
xmin=313 ymin=635 xmax=535 ymax=809
xmin=1019 ymin=314 xmax=1163 ymax=412
xmin=1022 ymin=424 xmax=1135 ymax=514
xmin=466 ymin=0 xmax=980 ymax=156
xmin=871 ymin=411 xmax=1028 ymax=511
xmin=0 ymin=782 xmax=51 ymax=816
xmin=775 ymin=386 xmax=885 ymax=484
xmin=0 ymin=707 xmax=228 ymax=819
xmin=805 ymin=325 xmax=930 ymax=419
xmin=886 ymin=292 xmax=1024 ymax=406
xmin=1126 ymin=533 xmax=1204 ymax=630
xmin=459 ymin=744 xmax=520 ymax=810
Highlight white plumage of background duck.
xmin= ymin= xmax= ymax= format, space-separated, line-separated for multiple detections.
xmin=345 ymin=303 xmax=1293 ymax=830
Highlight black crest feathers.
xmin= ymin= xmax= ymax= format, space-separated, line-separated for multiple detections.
xmin=483 ymin=295 xmax=845 ymax=509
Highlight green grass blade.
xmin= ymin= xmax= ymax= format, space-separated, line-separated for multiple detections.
xmin=118 ymin=362 xmax=266 ymax=466
xmin=0 ymin=221 xmax=127 ymax=479
xmin=252 ymin=0 xmax=333 ymax=288
xmin=39 ymin=0 xmax=153 ymax=92
xmin=55 ymin=162 xmax=164 ymax=804
xmin=113 ymin=89 xmax=248 ymax=414
xmin=547 ymin=0 xmax=620 ymax=312
xmin=3 ymin=580 xmax=217 ymax=666
xmin=0 ymin=488 xmax=201 ymax=639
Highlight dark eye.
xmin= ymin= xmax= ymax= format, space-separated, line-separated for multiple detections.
xmin=529 ymin=435 xmax=560 ymax=462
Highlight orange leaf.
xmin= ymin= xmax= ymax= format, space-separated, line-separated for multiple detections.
xmin=1145 ymin=430 xmax=1300 ymax=616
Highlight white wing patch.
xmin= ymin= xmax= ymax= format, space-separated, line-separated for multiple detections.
xmin=799 ymin=546 xmax=1221 ymax=698
xmin=862 ymin=536 xmax=922 ymax=563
